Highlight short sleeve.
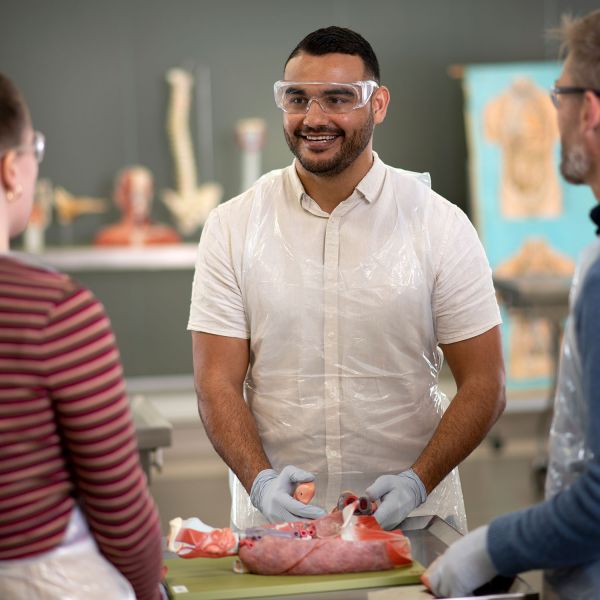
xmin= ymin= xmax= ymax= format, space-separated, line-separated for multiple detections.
xmin=188 ymin=208 xmax=249 ymax=338
xmin=432 ymin=204 xmax=501 ymax=344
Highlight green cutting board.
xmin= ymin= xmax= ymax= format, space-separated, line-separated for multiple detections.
xmin=165 ymin=556 xmax=425 ymax=599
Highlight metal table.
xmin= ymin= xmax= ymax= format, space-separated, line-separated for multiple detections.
xmin=493 ymin=275 xmax=571 ymax=491
xmin=131 ymin=394 xmax=173 ymax=482
xmin=493 ymin=274 xmax=571 ymax=396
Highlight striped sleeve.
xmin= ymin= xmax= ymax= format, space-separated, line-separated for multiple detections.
xmin=43 ymin=285 xmax=162 ymax=600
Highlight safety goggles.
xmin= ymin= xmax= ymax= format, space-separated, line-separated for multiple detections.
xmin=274 ymin=80 xmax=379 ymax=114
xmin=14 ymin=130 xmax=45 ymax=163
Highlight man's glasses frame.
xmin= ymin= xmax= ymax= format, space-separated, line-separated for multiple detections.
xmin=550 ymin=86 xmax=600 ymax=109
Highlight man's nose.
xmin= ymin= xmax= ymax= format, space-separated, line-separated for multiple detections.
xmin=303 ymin=98 xmax=329 ymax=125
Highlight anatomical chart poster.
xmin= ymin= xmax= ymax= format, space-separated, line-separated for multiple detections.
xmin=463 ymin=61 xmax=596 ymax=397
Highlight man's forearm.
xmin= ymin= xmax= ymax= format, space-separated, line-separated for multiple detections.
xmin=196 ymin=378 xmax=271 ymax=493
xmin=412 ymin=375 xmax=505 ymax=493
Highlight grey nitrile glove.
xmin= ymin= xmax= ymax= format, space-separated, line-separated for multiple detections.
xmin=365 ymin=468 xmax=427 ymax=530
xmin=422 ymin=525 xmax=498 ymax=597
xmin=250 ymin=465 xmax=327 ymax=523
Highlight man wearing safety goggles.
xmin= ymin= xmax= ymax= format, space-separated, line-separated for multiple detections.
xmin=189 ymin=26 xmax=504 ymax=535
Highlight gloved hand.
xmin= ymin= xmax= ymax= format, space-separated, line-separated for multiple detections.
xmin=250 ymin=465 xmax=327 ymax=523
xmin=365 ymin=468 xmax=427 ymax=530
xmin=422 ymin=525 xmax=498 ymax=597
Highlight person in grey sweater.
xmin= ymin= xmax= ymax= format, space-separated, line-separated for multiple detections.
xmin=424 ymin=9 xmax=600 ymax=599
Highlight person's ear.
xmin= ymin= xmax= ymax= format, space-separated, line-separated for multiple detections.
xmin=582 ymin=90 xmax=600 ymax=132
xmin=581 ymin=91 xmax=600 ymax=154
xmin=372 ymin=85 xmax=390 ymax=125
xmin=1 ymin=151 xmax=19 ymax=199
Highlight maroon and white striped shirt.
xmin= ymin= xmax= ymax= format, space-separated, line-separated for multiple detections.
xmin=0 ymin=254 xmax=162 ymax=599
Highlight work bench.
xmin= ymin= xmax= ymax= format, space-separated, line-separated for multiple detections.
xmin=493 ymin=275 xmax=571 ymax=491
xmin=131 ymin=394 xmax=173 ymax=482
xmin=163 ymin=516 xmax=539 ymax=599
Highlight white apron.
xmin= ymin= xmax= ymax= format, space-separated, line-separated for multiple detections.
xmin=0 ymin=505 xmax=135 ymax=600
xmin=228 ymin=167 xmax=467 ymax=532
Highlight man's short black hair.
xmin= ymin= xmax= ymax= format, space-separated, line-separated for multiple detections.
xmin=285 ymin=26 xmax=381 ymax=84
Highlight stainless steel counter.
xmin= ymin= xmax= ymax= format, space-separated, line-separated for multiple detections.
xmin=402 ymin=516 xmax=538 ymax=599
xmin=493 ymin=274 xmax=571 ymax=492
xmin=131 ymin=394 xmax=173 ymax=482
xmin=39 ymin=243 xmax=198 ymax=271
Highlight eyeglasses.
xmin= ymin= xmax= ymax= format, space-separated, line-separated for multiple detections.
xmin=14 ymin=130 xmax=45 ymax=163
xmin=549 ymin=86 xmax=600 ymax=108
xmin=274 ymin=80 xmax=379 ymax=114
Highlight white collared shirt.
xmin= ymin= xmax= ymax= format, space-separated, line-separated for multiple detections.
xmin=189 ymin=153 xmax=501 ymax=530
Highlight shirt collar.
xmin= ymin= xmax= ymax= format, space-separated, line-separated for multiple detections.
xmin=287 ymin=151 xmax=386 ymax=206
xmin=287 ymin=160 xmax=306 ymax=204
xmin=355 ymin=151 xmax=385 ymax=204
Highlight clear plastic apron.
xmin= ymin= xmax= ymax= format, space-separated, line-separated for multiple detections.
xmin=544 ymin=239 xmax=600 ymax=599
xmin=0 ymin=505 xmax=135 ymax=600
xmin=228 ymin=168 xmax=465 ymax=533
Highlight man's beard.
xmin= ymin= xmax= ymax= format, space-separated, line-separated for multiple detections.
xmin=284 ymin=110 xmax=374 ymax=177
xmin=560 ymin=140 xmax=591 ymax=185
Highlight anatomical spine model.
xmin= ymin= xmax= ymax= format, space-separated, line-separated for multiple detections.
xmin=162 ymin=68 xmax=222 ymax=235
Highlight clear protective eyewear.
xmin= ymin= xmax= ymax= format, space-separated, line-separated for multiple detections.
xmin=274 ymin=80 xmax=379 ymax=114
xmin=14 ymin=130 xmax=45 ymax=163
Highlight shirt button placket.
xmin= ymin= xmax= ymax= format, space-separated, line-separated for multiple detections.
xmin=323 ymin=216 xmax=342 ymax=507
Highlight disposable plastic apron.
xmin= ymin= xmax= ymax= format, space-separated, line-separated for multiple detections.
xmin=229 ymin=169 xmax=465 ymax=532
xmin=0 ymin=505 xmax=135 ymax=600
xmin=544 ymin=239 xmax=600 ymax=599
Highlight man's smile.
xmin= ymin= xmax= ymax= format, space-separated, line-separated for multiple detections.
xmin=305 ymin=134 xmax=337 ymax=141
xmin=297 ymin=129 xmax=343 ymax=151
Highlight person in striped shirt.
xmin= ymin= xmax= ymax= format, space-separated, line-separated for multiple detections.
xmin=0 ymin=73 xmax=164 ymax=599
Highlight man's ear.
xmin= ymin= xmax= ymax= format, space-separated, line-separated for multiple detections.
xmin=0 ymin=151 xmax=18 ymax=194
xmin=582 ymin=90 xmax=600 ymax=132
xmin=372 ymin=85 xmax=390 ymax=125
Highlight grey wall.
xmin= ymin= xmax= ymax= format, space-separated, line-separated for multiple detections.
xmin=69 ymin=268 xmax=195 ymax=377
xmin=1 ymin=0 xmax=597 ymax=377
xmin=4 ymin=0 xmax=598 ymax=227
